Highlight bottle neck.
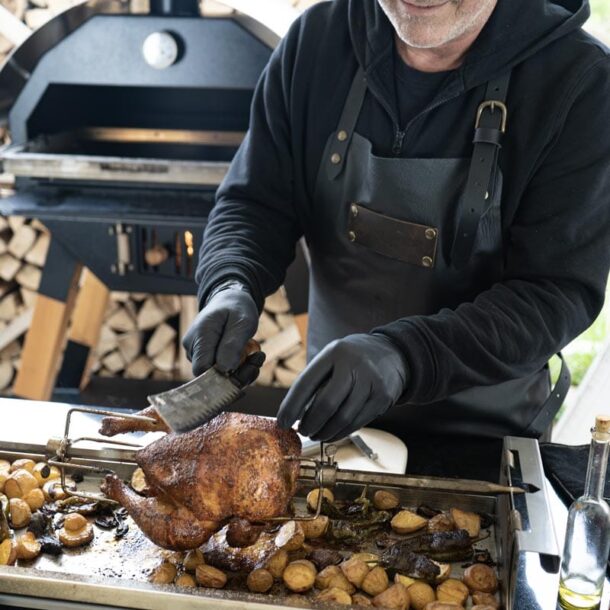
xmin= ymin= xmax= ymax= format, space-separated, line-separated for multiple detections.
xmin=584 ymin=433 xmax=610 ymax=499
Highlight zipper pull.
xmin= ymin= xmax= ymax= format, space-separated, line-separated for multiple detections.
xmin=392 ymin=129 xmax=406 ymax=156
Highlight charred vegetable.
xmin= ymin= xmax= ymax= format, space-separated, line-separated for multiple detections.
xmin=382 ymin=529 xmax=473 ymax=562
xmin=380 ymin=549 xmax=441 ymax=583
xmin=308 ymin=548 xmax=343 ymax=571
xmin=328 ymin=511 xmax=392 ymax=544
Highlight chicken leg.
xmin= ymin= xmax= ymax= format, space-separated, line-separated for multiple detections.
xmin=102 ymin=474 xmax=219 ymax=550
xmin=99 ymin=406 xmax=169 ymax=437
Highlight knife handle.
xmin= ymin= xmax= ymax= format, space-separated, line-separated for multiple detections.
xmin=239 ymin=339 xmax=262 ymax=365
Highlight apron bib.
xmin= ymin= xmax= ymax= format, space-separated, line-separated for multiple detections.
xmin=306 ymin=68 xmax=568 ymax=439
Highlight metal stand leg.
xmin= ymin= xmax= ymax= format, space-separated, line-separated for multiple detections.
xmin=13 ymin=240 xmax=82 ymax=401
xmin=57 ymin=269 xmax=110 ymax=390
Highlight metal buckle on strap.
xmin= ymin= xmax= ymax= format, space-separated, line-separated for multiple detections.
xmin=475 ymin=100 xmax=508 ymax=133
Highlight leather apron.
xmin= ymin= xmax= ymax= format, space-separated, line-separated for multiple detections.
xmin=306 ymin=68 xmax=568 ymax=439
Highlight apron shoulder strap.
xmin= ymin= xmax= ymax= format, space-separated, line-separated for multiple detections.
xmin=451 ymin=71 xmax=512 ymax=267
xmin=326 ymin=66 xmax=368 ymax=180
xmin=525 ymin=353 xmax=572 ymax=439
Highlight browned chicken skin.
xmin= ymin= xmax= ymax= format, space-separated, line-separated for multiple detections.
xmin=100 ymin=412 xmax=301 ymax=550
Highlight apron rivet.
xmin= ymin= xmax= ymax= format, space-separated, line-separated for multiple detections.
xmin=331 ymin=153 xmax=342 ymax=164
xmin=425 ymin=228 xmax=437 ymax=240
xmin=351 ymin=204 xmax=358 ymax=217
xmin=337 ymin=130 xmax=348 ymax=142
xmin=422 ymin=256 xmax=433 ymax=267
xmin=348 ymin=231 xmax=356 ymax=242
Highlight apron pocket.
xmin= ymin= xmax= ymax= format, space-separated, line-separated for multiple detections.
xmin=347 ymin=203 xmax=438 ymax=268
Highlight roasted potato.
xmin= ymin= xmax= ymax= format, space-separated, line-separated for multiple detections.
xmin=424 ymin=603 xmax=464 ymax=610
xmin=427 ymin=513 xmax=455 ymax=533
xmin=341 ymin=557 xmax=370 ymax=588
xmin=58 ymin=514 xmax=93 ymax=548
xmin=436 ymin=579 xmax=469 ymax=605
xmin=372 ymin=582 xmax=410 ymax=610
xmin=266 ymin=549 xmax=289 ymax=579
xmin=373 ymin=490 xmax=400 ymax=510
xmin=130 ymin=467 xmax=150 ymax=494
xmin=195 ymin=564 xmax=227 ymax=588
xmin=283 ymin=560 xmax=316 ymax=593
xmin=352 ymin=592 xmax=373 ymax=606
xmin=10 ymin=459 xmax=35 ymax=474
xmin=151 ymin=561 xmax=177 ymax=584
xmin=449 ymin=508 xmax=480 ymax=538
xmin=352 ymin=552 xmax=379 ymax=564
xmin=317 ymin=564 xmax=355 ymax=594
xmin=247 ymin=568 xmax=274 ymax=593
xmin=183 ymin=549 xmax=205 ymax=572
xmin=462 ymin=564 xmax=498 ymax=593
xmin=408 ymin=581 xmax=436 ymax=610
xmin=0 ymin=472 xmax=8 ymax=494
xmin=301 ymin=515 xmax=329 ymax=539
xmin=472 ymin=592 xmax=499 ymax=608
xmin=275 ymin=520 xmax=305 ymax=551
xmin=23 ymin=488 xmax=45 ymax=511
xmin=4 ymin=470 xmax=38 ymax=500
xmin=315 ymin=587 xmax=352 ymax=605
xmin=391 ymin=510 xmax=428 ymax=535
xmin=175 ymin=573 xmax=196 ymax=587
xmin=0 ymin=460 xmax=10 ymax=474
xmin=306 ymin=487 xmax=334 ymax=512
xmin=9 ymin=498 xmax=31 ymax=528
xmin=0 ymin=538 xmax=16 ymax=566
xmin=394 ymin=574 xmax=416 ymax=588
xmin=433 ymin=561 xmax=451 ymax=583
xmin=15 ymin=532 xmax=41 ymax=560
xmin=32 ymin=463 xmax=60 ymax=487
xmin=362 ymin=566 xmax=389 ymax=596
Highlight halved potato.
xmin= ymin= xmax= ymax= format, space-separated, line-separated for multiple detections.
xmin=391 ymin=510 xmax=428 ymax=534
xmin=450 ymin=507 xmax=480 ymax=538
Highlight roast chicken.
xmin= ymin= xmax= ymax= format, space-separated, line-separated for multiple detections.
xmin=100 ymin=411 xmax=301 ymax=550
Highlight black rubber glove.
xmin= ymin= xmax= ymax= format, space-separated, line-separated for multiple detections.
xmin=182 ymin=283 xmax=259 ymax=376
xmin=277 ymin=333 xmax=409 ymax=442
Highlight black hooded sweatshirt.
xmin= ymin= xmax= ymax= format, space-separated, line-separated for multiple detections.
xmin=196 ymin=0 xmax=610 ymax=406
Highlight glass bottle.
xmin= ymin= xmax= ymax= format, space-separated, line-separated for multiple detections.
xmin=559 ymin=415 xmax=610 ymax=609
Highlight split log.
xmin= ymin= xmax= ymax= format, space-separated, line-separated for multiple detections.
xmin=117 ymin=331 xmax=142 ymax=365
xmin=257 ymin=362 xmax=275 ymax=386
xmin=0 ymin=360 xmax=13 ymax=391
xmin=264 ymin=289 xmax=291 ymax=314
xmin=110 ymin=291 xmax=130 ymax=303
xmin=0 ymin=281 xmax=10 ymax=300
xmin=275 ymin=313 xmax=295 ymax=330
xmin=0 ymin=340 xmax=20 ymax=359
xmin=3 ymin=0 xmax=27 ymax=20
xmin=0 ymin=239 xmax=6 ymax=256
xmin=30 ymin=219 xmax=48 ymax=233
xmin=24 ymin=8 xmax=52 ymax=28
xmin=137 ymin=297 xmax=167 ymax=330
xmin=0 ymin=216 xmax=8 ymax=231
xmin=125 ymin=355 xmax=154 ymax=380
xmin=156 ymin=294 xmax=181 ymax=317
xmin=106 ymin=306 xmax=136 ymax=332
xmin=102 ymin=350 xmax=125 ymax=374
xmin=152 ymin=342 xmax=176 ymax=372
xmin=274 ymin=366 xmax=299 ymax=388
xmin=0 ymin=253 xmax=21 ymax=282
xmin=0 ymin=309 xmax=33 ymax=353
xmin=7 ymin=216 xmax=25 ymax=232
xmin=0 ymin=292 xmax=19 ymax=321
xmin=96 ymin=325 xmax=118 ymax=356
xmin=20 ymin=288 xmax=37 ymax=309
xmin=131 ymin=292 xmax=148 ymax=301
xmin=24 ymin=231 xmax=49 ymax=267
xmin=16 ymin=264 xmax=41 ymax=291
xmin=152 ymin=369 xmax=174 ymax=381
xmin=7 ymin=224 xmax=36 ymax=259
xmin=0 ymin=33 xmax=13 ymax=56
xmin=146 ymin=323 xmax=176 ymax=358
xmin=284 ymin=348 xmax=307 ymax=373
xmin=178 ymin=296 xmax=198 ymax=380
xmin=254 ymin=311 xmax=280 ymax=342
xmin=261 ymin=324 xmax=301 ymax=363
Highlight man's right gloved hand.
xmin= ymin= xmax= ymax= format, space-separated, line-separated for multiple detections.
xmin=182 ymin=283 xmax=259 ymax=376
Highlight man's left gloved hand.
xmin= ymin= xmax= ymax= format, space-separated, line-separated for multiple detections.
xmin=277 ymin=333 xmax=409 ymax=442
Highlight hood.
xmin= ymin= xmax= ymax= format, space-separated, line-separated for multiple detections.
xmin=349 ymin=0 xmax=590 ymax=89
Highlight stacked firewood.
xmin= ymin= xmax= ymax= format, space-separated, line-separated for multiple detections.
xmin=0 ymin=214 xmax=305 ymax=392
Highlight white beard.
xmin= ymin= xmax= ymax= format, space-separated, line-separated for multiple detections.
xmin=378 ymin=0 xmax=495 ymax=49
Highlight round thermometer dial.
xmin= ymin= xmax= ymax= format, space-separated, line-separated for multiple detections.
xmin=142 ymin=31 xmax=179 ymax=70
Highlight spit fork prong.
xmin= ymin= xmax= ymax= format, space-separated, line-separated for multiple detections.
xmin=46 ymin=406 xmax=154 ymax=504
xmin=268 ymin=442 xmax=339 ymax=523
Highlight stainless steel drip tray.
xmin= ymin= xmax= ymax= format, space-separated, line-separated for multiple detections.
xmin=0 ymin=127 xmax=235 ymax=186
xmin=0 ymin=436 xmax=561 ymax=610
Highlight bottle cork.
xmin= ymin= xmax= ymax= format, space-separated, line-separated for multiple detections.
xmin=595 ymin=415 xmax=610 ymax=433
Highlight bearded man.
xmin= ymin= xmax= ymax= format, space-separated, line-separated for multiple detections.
xmin=184 ymin=0 xmax=610 ymax=446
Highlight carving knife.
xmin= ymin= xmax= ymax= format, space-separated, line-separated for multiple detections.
xmin=147 ymin=339 xmax=262 ymax=433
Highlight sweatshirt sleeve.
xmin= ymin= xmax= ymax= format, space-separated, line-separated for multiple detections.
xmin=195 ymin=20 xmax=304 ymax=312
xmin=375 ymin=57 xmax=610 ymax=404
